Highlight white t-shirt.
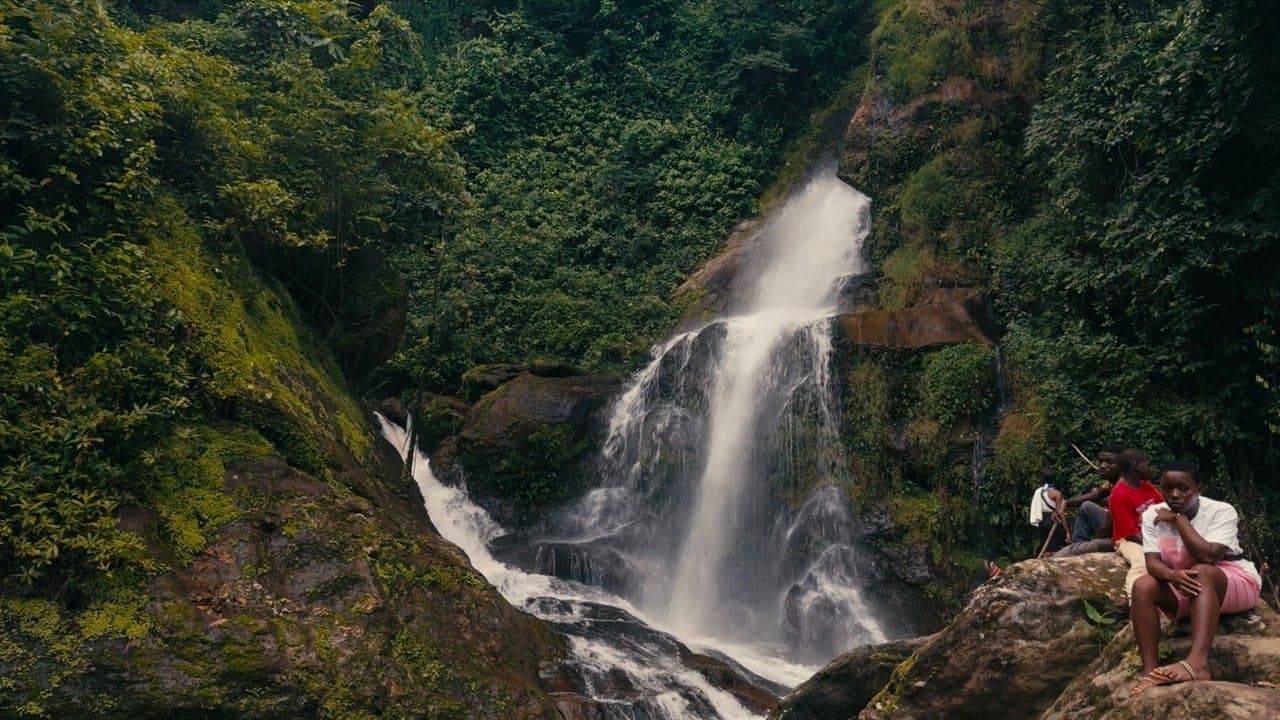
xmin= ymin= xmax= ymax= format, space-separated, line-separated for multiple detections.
xmin=1141 ymin=496 xmax=1261 ymax=585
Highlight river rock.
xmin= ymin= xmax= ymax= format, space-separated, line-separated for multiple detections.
xmin=858 ymin=553 xmax=1129 ymax=720
xmin=771 ymin=637 xmax=925 ymax=720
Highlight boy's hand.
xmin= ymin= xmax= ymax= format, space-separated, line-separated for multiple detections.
xmin=1154 ymin=508 xmax=1178 ymax=524
xmin=1169 ymin=568 xmax=1202 ymax=597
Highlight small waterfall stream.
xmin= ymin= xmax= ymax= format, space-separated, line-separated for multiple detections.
xmin=378 ymin=167 xmax=899 ymax=717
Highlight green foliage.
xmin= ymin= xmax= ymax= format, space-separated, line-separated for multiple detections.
xmin=919 ymin=343 xmax=995 ymax=427
xmin=460 ymin=422 xmax=587 ymax=515
xmin=1 ymin=0 xmax=468 ymax=590
xmin=389 ymin=0 xmax=874 ymax=389
xmin=869 ymin=1 xmax=971 ymax=102
xmin=0 ymin=0 xmax=190 ymax=588
xmin=994 ymin=0 xmax=1280 ymax=570
xmin=147 ymin=425 xmax=271 ymax=565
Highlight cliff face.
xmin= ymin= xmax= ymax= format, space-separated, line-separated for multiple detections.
xmin=775 ymin=554 xmax=1280 ymax=720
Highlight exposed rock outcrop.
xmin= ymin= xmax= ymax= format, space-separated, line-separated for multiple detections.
xmin=772 ymin=637 xmax=925 ymax=720
xmin=836 ymin=288 xmax=995 ymax=349
xmin=779 ymin=551 xmax=1280 ymax=720
xmin=1043 ymin=605 xmax=1280 ymax=720
xmin=858 ymin=553 xmax=1129 ymax=720
xmin=1 ymin=448 xmax=583 ymax=718
xmin=674 ymin=217 xmax=764 ymax=323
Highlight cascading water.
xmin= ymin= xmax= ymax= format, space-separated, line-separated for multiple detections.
xmin=377 ymin=166 xmax=901 ymax=717
xmin=376 ymin=414 xmax=770 ymax=719
xmin=551 ymin=166 xmax=892 ymax=668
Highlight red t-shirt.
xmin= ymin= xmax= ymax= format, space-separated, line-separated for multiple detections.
xmin=1110 ymin=480 xmax=1164 ymax=543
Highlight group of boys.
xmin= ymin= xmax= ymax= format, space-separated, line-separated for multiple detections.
xmin=1029 ymin=446 xmax=1166 ymax=594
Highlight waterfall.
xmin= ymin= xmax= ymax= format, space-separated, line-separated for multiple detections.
xmin=376 ymin=167 xmax=899 ymax=718
xmin=550 ymin=167 xmax=892 ymax=665
xmin=375 ymin=414 xmax=771 ymax=719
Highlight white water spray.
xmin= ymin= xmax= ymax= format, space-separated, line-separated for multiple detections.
xmin=375 ymin=414 xmax=763 ymax=719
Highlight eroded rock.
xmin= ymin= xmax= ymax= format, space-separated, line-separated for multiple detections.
xmin=836 ymin=288 xmax=995 ymax=349
xmin=771 ymin=637 xmax=925 ymax=720
xmin=858 ymin=553 xmax=1129 ymax=720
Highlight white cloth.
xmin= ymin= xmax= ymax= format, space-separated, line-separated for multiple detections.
xmin=1141 ymin=496 xmax=1261 ymax=586
xmin=1029 ymin=484 xmax=1056 ymax=527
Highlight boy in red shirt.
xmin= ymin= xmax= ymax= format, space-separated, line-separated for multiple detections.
xmin=1111 ymin=448 xmax=1165 ymax=596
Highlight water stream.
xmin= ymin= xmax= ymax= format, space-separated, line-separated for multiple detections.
xmin=377 ymin=168 xmax=898 ymax=717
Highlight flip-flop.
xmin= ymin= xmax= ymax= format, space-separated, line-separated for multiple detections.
xmin=1151 ymin=660 xmax=1208 ymax=684
xmin=1129 ymin=673 xmax=1163 ymax=697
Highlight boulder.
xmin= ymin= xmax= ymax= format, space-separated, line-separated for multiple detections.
xmin=771 ymin=637 xmax=926 ymax=720
xmin=1042 ymin=604 xmax=1280 ymax=720
xmin=836 ymin=289 xmax=995 ymax=350
xmin=858 ymin=553 xmax=1129 ymax=720
xmin=461 ymin=361 xmax=585 ymax=402
xmin=460 ymin=372 xmax=618 ymax=450
xmin=451 ymin=371 xmax=620 ymax=520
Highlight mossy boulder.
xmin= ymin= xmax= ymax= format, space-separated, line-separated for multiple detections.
xmin=772 ymin=637 xmax=926 ymax=720
xmin=449 ymin=371 xmax=620 ymax=522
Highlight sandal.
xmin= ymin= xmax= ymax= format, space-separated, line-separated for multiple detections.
xmin=1151 ymin=659 xmax=1208 ymax=684
xmin=1129 ymin=673 xmax=1163 ymax=697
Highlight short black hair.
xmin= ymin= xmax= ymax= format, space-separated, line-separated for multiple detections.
xmin=1100 ymin=444 xmax=1124 ymax=455
xmin=1161 ymin=460 xmax=1202 ymax=485
xmin=1117 ymin=448 xmax=1150 ymax=476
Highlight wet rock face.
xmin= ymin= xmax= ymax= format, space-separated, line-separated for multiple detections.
xmin=771 ymin=637 xmax=924 ymax=720
xmin=491 ymin=537 xmax=641 ymax=597
xmin=835 ymin=288 xmax=995 ymax=350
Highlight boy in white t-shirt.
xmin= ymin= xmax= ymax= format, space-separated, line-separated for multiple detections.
xmin=1129 ymin=461 xmax=1261 ymax=695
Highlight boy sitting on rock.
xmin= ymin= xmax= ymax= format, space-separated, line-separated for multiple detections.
xmin=1109 ymin=448 xmax=1164 ymax=596
xmin=1128 ymin=461 xmax=1261 ymax=695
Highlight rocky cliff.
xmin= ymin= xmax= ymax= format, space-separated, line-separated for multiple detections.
xmin=774 ymin=554 xmax=1280 ymax=720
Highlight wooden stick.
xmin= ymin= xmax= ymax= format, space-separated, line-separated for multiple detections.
xmin=1071 ymin=443 xmax=1100 ymax=471
xmin=1037 ymin=516 xmax=1071 ymax=558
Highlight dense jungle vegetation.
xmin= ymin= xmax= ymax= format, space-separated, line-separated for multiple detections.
xmin=2 ymin=0 xmax=1279 ymax=626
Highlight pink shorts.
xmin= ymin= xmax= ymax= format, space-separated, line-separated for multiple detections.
xmin=1166 ymin=561 xmax=1261 ymax=619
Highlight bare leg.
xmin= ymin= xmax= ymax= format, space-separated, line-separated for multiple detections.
xmin=1183 ymin=563 xmax=1228 ymax=677
xmin=1130 ymin=575 xmax=1179 ymax=674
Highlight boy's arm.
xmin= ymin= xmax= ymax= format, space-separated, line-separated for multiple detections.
xmin=1065 ymin=485 xmax=1103 ymax=508
xmin=1145 ymin=552 xmax=1203 ymax=597
xmin=1047 ymin=487 xmax=1066 ymax=526
xmin=1156 ymin=508 xmax=1228 ymax=564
